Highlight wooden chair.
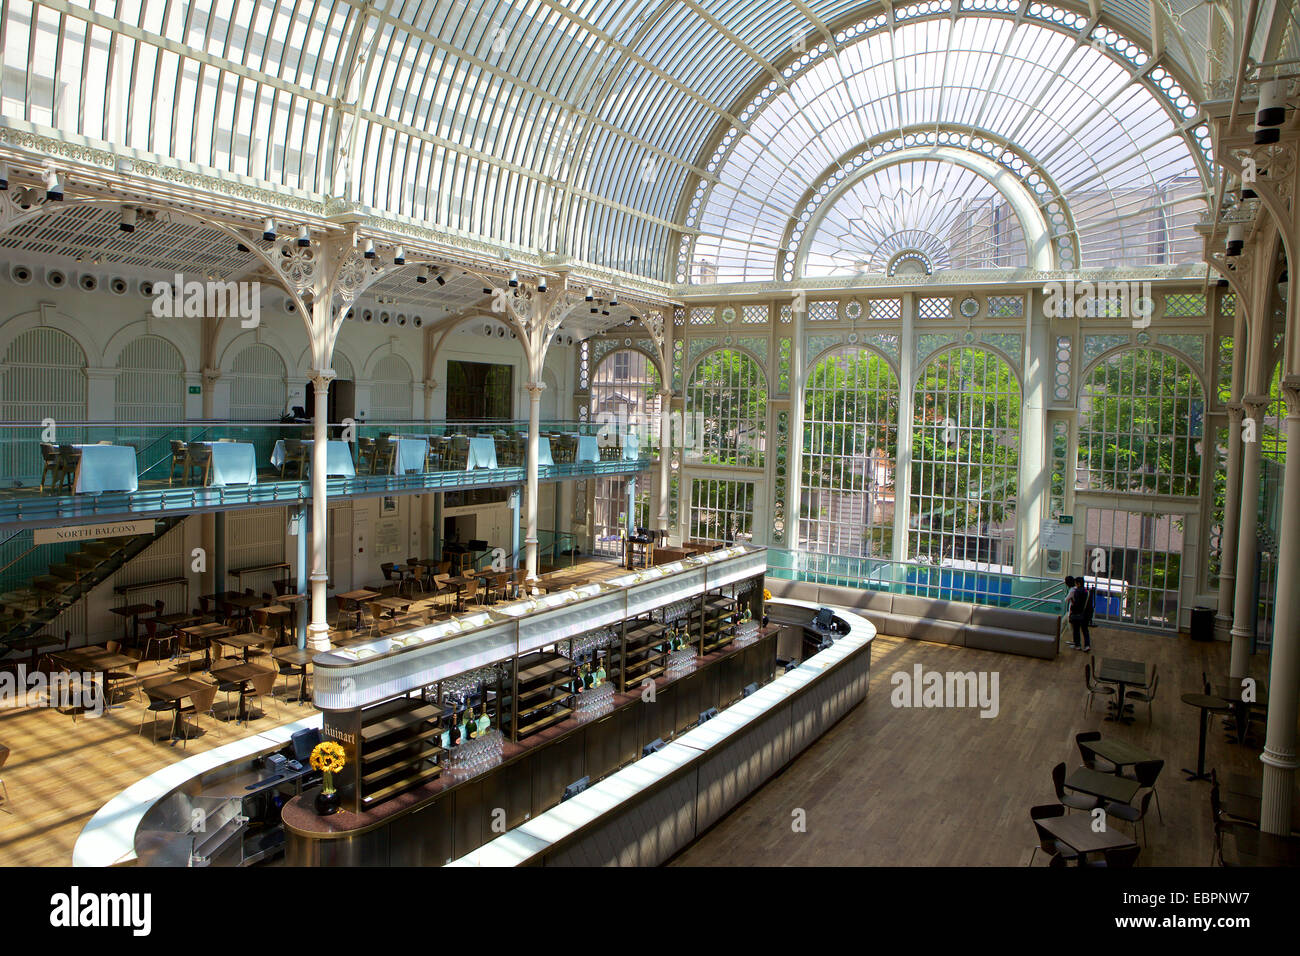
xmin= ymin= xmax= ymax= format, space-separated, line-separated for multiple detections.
xmin=179 ymin=682 xmax=219 ymax=749
xmin=39 ymin=443 xmax=62 ymax=493
xmin=281 ymin=439 xmax=308 ymax=478
xmin=185 ymin=444 xmax=213 ymax=486
xmin=56 ymin=445 xmax=81 ymax=493
xmin=457 ymin=579 xmax=481 ymax=612
xmin=246 ymin=668 xmax=279 ymax=721
xmin=168 ymin=440 xmax=189 ymax=485
xmin=138 ymin=675 xmax=178 ymax=740
xmin=374 ymin=438 xmax=398 ymax=475
xmin=141 ymin=617 xmax=175 ymax=661
xmin=102 ymin=642 xmax=140 ymax=705
xmin=356 ymin=437 xmax=377 ymax=473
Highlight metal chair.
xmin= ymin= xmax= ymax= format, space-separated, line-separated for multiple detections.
xmin=1075 ymin=731 xmax=1117 ymax=773
xmin=178 ymin=682 xmax=219 ymax=749
xmin=185 ymin=444 xmax=213 ymax=486
xmin=1082 ymin=843 xmax=1141 ymax=867
xmin=0 ymin=744 xmax=10 ymax=812
xmin=1125 ymin=671 xmax=1159 ymax=723
xmin=1104 ymin=790 xmax=1155 ymax=846
xmin=168 ymin=440 xmax=189 ymax=485
xmin=39 ymin=442 xmax=62 ymax=493
xmin=138 ymin=675 xmax=178 ymax=741
xmin=1119 ymin=758 xmax=1165 ymax=822
xmin=1083 ymin=664 xmax=1116 ymax=715
xmin=1028 ymin=804 xmax=1078 ymax=867
xmin=1052 ymin=761 xmax=1101 ymax=813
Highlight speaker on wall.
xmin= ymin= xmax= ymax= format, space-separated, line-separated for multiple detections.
xmin=44 ymin=268 xmax=67 ymax=289
xmin=109 ymin=276 xmax=129 ymax=295
xmin=77 ymin=273 xmax=98 ymax=292
xmin=9 ymin=263 xmax=33 ymax=285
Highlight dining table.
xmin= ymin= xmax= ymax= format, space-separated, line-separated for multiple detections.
xmin=1213 ymin=679 xmax=1268 ymax=744
xmin=1063 ymin=767 xmax=1141 ymax=804
xmin=144 ymin=677 xmax=212 ymax=744
xmin=465 ymin=435 xmax=498 ymax=470
xmin=533 ymin=436 xmax=555 ymax=467
xmin=210 ymin=661 xmax=272 ymax=723
xmin=1222 ymin=826 xmax=1300 ymax=866
xmin=1095 ymin=657 xmax=1148 ymax=723
xmin=190 ymin=440 xmax=259 ymax=486
xmin=573 ymin=434 xmax=600 ymax=463
xmin=111 ymin=603 xmax=156 ymax=643
xmin=175 ymin=621 xmax=233 ymax=670
xmin=1180 ymin=692 xmax=1232 ymax=781
xmin=1086 ymin=738 xmax=1158 ymax=772
xmin=1036 ymin=812 xmax=1139 ymax=857
xmin=383 ymin=437 xmax=430 ymax=474
xmin=72 ymin=444 xmax=139 ymax=493
xmin=213 ymin=631 xmax=268 ymax=662
xmin=272 ymin=646 xmax=314 ymax=704
xmin=269 ymin=439 xmax=356 ymax=477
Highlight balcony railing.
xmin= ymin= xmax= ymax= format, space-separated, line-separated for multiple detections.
xmin=0 ymin=420 xmax=655 ymax=526
xmin=766 ymin=548 xmax=1068 ymax=615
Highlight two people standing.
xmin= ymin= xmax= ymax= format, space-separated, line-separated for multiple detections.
xmin=1064 ymin=575 xmax=1096 ymax=651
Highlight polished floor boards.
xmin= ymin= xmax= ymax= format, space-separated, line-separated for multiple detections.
xmin=671 ymin=625 xmax=1276 ymax=866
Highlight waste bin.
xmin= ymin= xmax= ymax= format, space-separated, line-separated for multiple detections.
xmin=1190 ymin=606 xmax=1215 ymax=642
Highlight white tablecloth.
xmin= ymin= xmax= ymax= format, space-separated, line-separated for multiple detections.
xmin=73 ymin=444 xmax=138 ymax=494
xmin=194 ymin=441 xmax=258 ymax=486
xmin=574 ymin=435 xmax=599 ymax=463
xmin=270 ymin=439 xmax=356 ymax=477
xmin=534 ymin=437 xmax=554 ymax=467
xmin=466 ymin=436 xmax=498 ymax=470
xmin=387 ymin=437 xmax=429 ymax=474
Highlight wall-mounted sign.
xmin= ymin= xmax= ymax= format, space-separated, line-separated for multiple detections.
xmin=1040 ymin=519 xmax=1074 ymax=553
xmin=188 ymin=385 xmax=202 ymax=394
xmin=34 ymin=519 xmax=155 ymax=545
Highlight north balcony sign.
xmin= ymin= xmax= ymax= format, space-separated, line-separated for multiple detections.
xmin=34 ymin=520 xmax=156 ymax=545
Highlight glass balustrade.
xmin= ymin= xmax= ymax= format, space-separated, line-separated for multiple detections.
xmin=0 ymin=421 xmax=655 ymax=525
xmin=766 ymin=548 xmax=1068 ymax=614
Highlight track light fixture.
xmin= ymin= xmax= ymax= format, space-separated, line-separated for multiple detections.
xmin=393 ymin=245 xmax=405 ymax=265
xmin=263 ymin=218 xmax=277 ymax=241
xmin=1226 ymin=223 xmax=1244 ymax=256
xmin=585 ymin=287 xmax=595 ymax=302
xmin=0 ymin=163 xmax=8 ymax=191
xmin=297 ymin=225 xmax=310 ymax=247
xmin=537 ymin=276 xmax=547 ymax=292
xmin=1257 ymin=79 xmax=1285 ymax=140
xmin=508 ymin=270 xmax=519 ymax=287
xmin=363 ymin=238 xmax=377 ymax=259
xmin=119 ymin=206 xmax=137 ymax=233
xmin=44 ymin=170 xmax=64 ymax=201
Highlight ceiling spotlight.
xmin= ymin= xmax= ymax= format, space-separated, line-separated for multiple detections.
xmin=363 ymin=238 xmax=376 ymax=259
xmin=416 ymin=270 xmax=428 ymax=284
xmin=1217 ymin=278 xmax=1229 ymax=288
xmin=0 ymin=163 xmax=8 ymax=191
xmin=1226 ymin=223 xmax=1244 ymax=256
xmin=590 ymin=307 xmax=599 ymax=314
xmin=237 ymin=242 xmax=250 ymax=253
xmin=297 ymin=225 xmax=310 ymax=247
xmin=1241 ymin=187 xmax=1257 ymax=200
xmin=483 ymin=287 xmax=493 ymax=294
xmin=537 ymin=277 xmax=547 ymax=292
xmin=393 ymin=245 xmax=405 ymax=265
xmin=585 ymin=287 xmax=594 ymax=302
xmin=119 ymin=206 xmax=137 ymax=233
xmin=263 ymin=218 xmax=277 ymax=241
xmin=1258 ymin=78 xmax=1285 ymax=126
xmin=435 ymin=270 xmax=446 ymax=286
xmin=601 ymin=309 xmax=609 ymax=316
xmin=44 ymin=170 xmax=64 ymax=201
xmin=508 ymin=270 xmax=519 ymax=288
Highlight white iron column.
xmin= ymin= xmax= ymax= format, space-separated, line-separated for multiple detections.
xmin=893 ymin=293 xmax=917 ymax=563
xmin=307 ymin=370 xmax=335 ymax=651
xmin=1260 ymin=377 xmax=1300 ymax=835
xmin=1229 ymin=395 xmax=1269 ymax=675
xmin=1017 ymin=295 xmax=1050 ymax=573
xmin=524 ymin=381 xmax=543 ymax=584
xmin=658 ymin=388 xmax=672 ymax=532
xmin=786 ymin=298 xmax=806 ymax=556
xmin=1217 ymin=402 xmax=1245 ymax=638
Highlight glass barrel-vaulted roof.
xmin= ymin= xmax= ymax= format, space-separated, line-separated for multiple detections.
xmin=684 ymin=12 xmax=1210 ymax=282
xmin=3 ymin=0 xmax=1210 ymax=283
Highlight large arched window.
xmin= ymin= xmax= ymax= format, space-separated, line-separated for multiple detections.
xmin=369 ymin=354 xmax=414 ymax=421
xmin=800 ymin=347 xmax=900 ymax=557
xmin=228 ymin=344 xmax=287 ymax=421
xmin=1 ymin=327 xmax=87 ymax=481
xmin=910 ymin=347 xmax=1020 ymax=568
xmin=115 ymin=335 xmax=184 ymax=423
xmin=684 ymin=349 xmax=767 ymax=468
xmin=590 ymin=349 xmax=663 ymax=554
xmin=1077 ymin=347 xmax=1204 ymax=498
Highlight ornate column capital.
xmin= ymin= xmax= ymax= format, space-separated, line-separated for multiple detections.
xmin=1282 ymin=375 xmax=1300 ymax=416
xmin=202 ymin=366 xmax=222 ymax=385
xmin=1225 ymin=401 xmax=1244 ymax=424
xmin=525 ymin=381 xmax=546 ymax=396
xmin=1243 ymin=394 xmax=1271 ymax=418
xmin=423 ymin=378 xmax=438 ymax=392
xmin=310 ymin=368 xmax=338 ymax=389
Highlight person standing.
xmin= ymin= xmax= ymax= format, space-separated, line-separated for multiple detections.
xmin=1068 ymin=576 xmax=1092 ymax=651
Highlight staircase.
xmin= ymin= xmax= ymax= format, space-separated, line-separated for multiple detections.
xmin=0 ymin=516 xmax=186 ymax=652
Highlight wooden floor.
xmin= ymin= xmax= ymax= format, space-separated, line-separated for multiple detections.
xmin=0 ymin=556 xmax=626 ymax=867
xmin=672 ymin=624 xmax=1276 ymax=867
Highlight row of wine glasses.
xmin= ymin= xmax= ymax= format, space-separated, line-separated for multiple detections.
xmin=574 ymin=682 xmax=616 ymax=721
xmin=667 ymin=645 xmax=698 ymax=677
xmin=559 ymin=626 xmax=616 ymax=661
xmin=441 ymin=664 xmax=503 ymax=704
xmin=446 ymin=728 xmax=504 ymax=776
xmin=654 ymin=599 xmax=695 ymax=625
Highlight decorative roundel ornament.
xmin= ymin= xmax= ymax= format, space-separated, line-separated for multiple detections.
xmin=963 ymin=330 xmax=976 ymax=344
xmin=624 ymin=338 xmax=632 ymax=346
xmin=959 ymin=296 xmax=980 ymax=318
xmin=1136 ymin=331 xmax=1151 ymax=345
xmin=721 ymin=306 xmax=736 ymax=324
xmin=847 ymin=332 xmax=859 ymax=344
xmin=845 ymin=300 xmax=863 ymax=320
xmin=723 ymin=335 xmax=733 ymax=346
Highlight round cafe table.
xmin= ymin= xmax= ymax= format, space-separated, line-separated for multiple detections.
xmin=1181 ymin=692 xmax=1231 ymax=782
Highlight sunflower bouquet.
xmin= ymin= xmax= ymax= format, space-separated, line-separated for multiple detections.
xmin=762 ymin=588 xmax=772 ymax=601
xmin=310 ymin=741 xmax=347 ymax=795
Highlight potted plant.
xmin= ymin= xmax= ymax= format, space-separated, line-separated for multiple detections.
xmin=310 ymin=741 xmax=347 ymax=815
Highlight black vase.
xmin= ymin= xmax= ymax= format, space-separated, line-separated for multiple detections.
xmin=314 ymin=787 xmax=341 ymax=816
